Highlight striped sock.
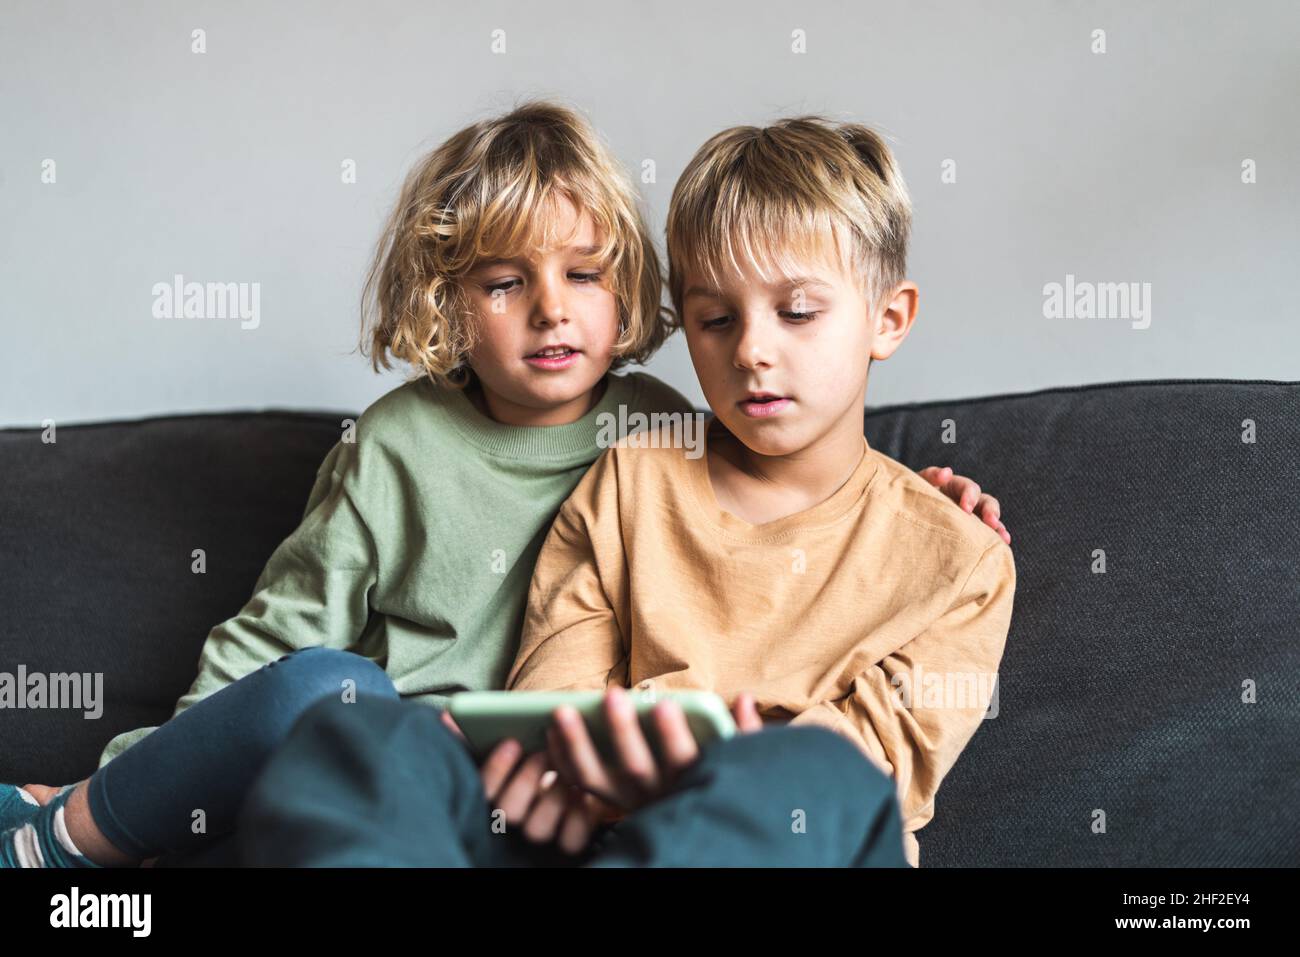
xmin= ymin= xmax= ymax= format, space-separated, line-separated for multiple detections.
xmin=0 ymin=789 xmax=102 ymax=868
xmin=0 ymin=784 xmax=42 ymax=831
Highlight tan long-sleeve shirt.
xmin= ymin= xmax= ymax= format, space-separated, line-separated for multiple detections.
xmin=505 ymin=425 xmax=1015 ymax=867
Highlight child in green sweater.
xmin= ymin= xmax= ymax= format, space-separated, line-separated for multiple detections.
xmin=1 ymin=100 xmax=1004 ymax=868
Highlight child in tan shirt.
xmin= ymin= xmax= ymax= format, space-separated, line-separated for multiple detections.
xmin=505 ymin=116 xmax=1016 ymax=867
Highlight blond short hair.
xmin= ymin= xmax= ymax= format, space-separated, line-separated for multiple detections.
xmin=361 ymin=100 xmax=673 ymax=387
xmin=666 ymin=116 xmax=912 ymax=320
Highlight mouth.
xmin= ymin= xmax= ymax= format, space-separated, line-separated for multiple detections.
xmin=737 ymin=392 xmax=792 ymax=418
xmin=523 ymin=344 xmax=581 ymax=369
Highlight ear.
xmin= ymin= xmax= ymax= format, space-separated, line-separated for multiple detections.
xmin=869 ymin=281 xmax=919 ymax=361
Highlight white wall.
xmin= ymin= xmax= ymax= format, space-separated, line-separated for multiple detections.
xmin=2 ymin=0 xmax=1296 ymax=427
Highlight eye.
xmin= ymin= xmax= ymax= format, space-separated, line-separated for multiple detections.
xmin=780 ymin=310 xmax=820 ymax=323
xmin=569 ymin=271 xmax=603 ymax=283
xmin=484 ymin=278 xmax=520 ymax=294
xmin=701 ymin=316 xmax=732 ymax=330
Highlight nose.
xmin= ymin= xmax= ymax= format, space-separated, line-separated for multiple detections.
xmin=531 ymin=269 xmax=569 ymax=328
xmin=732 ymin=314 xmax=773 ymax=371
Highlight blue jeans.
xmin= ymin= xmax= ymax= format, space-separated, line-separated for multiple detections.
xmin=238 ymin=694 xmax=909 ymax=867
xmin=87 ymin=647 xmax=398 ymax=861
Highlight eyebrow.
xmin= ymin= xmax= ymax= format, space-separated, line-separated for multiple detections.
xmin=683 ymin=276 xmax=835 ymax=300
xmin=781 ymin=276 xmax=835 ymax=293
xmin=474 ymin=245 xmax=604 ymax=269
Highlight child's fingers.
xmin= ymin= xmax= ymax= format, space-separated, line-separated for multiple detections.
xmin=605 ymin=688 xmax=664 ymax=797
xmin=439 ymin=710 xmax=467 ymax=743
xmin=968 ymin=493 xmax=1012 ymax=544
xmin=556 ymin=790 xmax=601 ymax=856
xmin=478 ymin=737 xmax=522 ymax=803
xmin=546 ymin=722 xmax=585 ymax=793
xmin=519 ymin=775 xmax=570 ymax=844
xmin=494 ymin=749 xmax=550 ymax=825
xmin=732 ymin=692 xmax=764 ymax=733
xmin=651 ymin=700 xmax=701 ymax=775
xmin=975 ymin=493 xmax=1001 ymax=523
xmin=929 ymin=470 xmax=981 ymax=512
xmin=918 ymin=466 xmax=953 ymax=488
xmin=553 ymin=706 xmax=629 ymax=805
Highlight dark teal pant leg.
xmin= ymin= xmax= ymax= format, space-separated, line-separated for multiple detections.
xmin=588 ymin=725 xmax=909 ymax=868
xmin=237 ymin=695 xmax=579 ymax=867
xmin=88 ymin=647 xmax=398 ymax=862
xmin=239 ymin=699 xmax=906 ymax=868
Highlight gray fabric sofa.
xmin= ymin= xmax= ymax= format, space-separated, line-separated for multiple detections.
xmin=2 ymin=378 xmax=1296 ymax=866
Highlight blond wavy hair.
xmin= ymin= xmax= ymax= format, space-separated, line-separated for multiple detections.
xmin=360 ymin=100 xmax=674 ymax=388
xmin=666 ymin=116 xmax=912 ymax=320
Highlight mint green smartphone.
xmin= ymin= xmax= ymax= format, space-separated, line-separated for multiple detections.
xmin=447 ymin=690 xmax=736 ymax=762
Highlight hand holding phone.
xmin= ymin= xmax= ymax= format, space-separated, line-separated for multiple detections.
xmin=545 ymin=687 xmax=764 ymax=815
xmin=447 ymin=688 xmax=739 ymax=763
xmin=449 ymin=688 xmax=763 ymax=853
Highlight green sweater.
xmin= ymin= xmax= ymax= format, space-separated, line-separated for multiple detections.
xmin=98 ymin=371 xmax=696 ymax=768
